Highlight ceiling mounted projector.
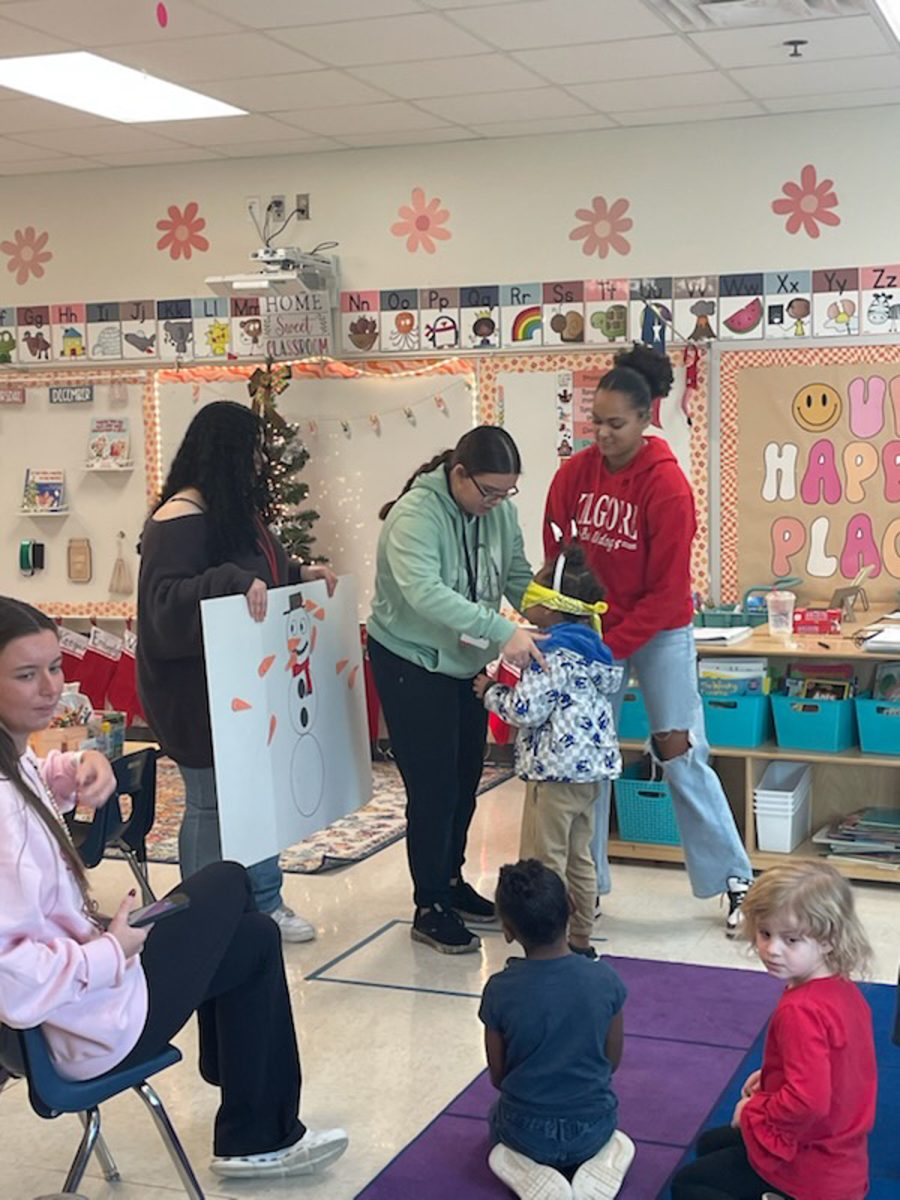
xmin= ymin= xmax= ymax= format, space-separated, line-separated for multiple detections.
xmin=206 ymin=247 xmax=339 ymax=301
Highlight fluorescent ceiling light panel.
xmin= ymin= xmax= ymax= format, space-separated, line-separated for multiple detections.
xmin=873 ymin=0 xmax=900 ymax=43
xmin=0 ymin=52 xmax=246 ymax=122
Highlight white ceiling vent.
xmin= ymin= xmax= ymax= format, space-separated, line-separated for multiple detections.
xmin=657 ymin=0 xmax=868 ymax=31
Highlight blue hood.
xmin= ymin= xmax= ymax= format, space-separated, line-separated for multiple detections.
xmin=541 ymin=622 xmax=613 ymax=665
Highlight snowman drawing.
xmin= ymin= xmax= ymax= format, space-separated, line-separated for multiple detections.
xmin=284 ymin=592 xmax=325 ymax=817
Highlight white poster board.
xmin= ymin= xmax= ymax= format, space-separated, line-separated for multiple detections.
xmin=200 ymin=576 xmax=371 ymax=866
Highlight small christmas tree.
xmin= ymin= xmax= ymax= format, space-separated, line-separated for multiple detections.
xmin=249 ymin=361 xmax=323 ymax=563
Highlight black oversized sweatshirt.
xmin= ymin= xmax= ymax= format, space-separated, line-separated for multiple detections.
xmin=136 ymin=513 xmax=298 ymax=768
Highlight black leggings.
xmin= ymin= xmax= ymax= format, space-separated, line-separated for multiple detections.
xmin=670 ymin=1125 xmax=792 ymax=1200
xmin=368 ymin=637 xmax=488 ymax=909
xmin=120 ymin=861 xmax=304 ymax=1158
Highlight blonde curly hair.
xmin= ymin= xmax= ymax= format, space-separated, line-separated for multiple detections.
xmin=740 ymin=862 xmax=872 ymax=979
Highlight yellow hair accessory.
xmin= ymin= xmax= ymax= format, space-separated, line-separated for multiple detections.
xmin=522 ymin=580 xmax=607 ymax=635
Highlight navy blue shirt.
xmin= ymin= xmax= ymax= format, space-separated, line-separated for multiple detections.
xmin=479 ymin=953 xmax=626 ymax=1121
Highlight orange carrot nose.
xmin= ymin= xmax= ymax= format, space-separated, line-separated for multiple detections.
xmin=287 ymin=637 xmax=300 ymax=651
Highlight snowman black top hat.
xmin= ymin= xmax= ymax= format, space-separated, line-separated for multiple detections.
xmin=283 ymin=591 xmax=305 ymax=615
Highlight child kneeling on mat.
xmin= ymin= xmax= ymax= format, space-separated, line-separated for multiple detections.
xmin=671 ymin=862 xmax=876 ymax=1200
xmin=479 ymin=859 xmax=634 ymax=1200
xmin=474 ymin=544 xmax=621 ymax=956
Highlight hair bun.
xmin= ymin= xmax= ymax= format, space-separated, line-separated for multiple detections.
xmin=614 ymin=342 xmax=674 ymax=399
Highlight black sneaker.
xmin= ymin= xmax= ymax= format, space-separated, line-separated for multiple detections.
xmin=568 ymin=943 xmax=598 ymax=959
xmin=449 ymin=879 xmax=496 ymax=922
xmin=411 ymin=904 xmax=481 ymax=954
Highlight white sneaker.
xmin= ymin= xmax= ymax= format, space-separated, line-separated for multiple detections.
xmin=724 ymin=876 xmax=751 ymax=938
xmin=572 ymin=1129 xmax=636 ymax=1200
xmin=488 ymin=1143 xmax=573 ymax=1199
xmin=210 ymin=1126 xmax=348 ymax=1178
xmin=268 ymin=903 xmax=316 ymax=943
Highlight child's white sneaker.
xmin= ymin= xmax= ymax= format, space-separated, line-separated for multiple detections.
xmin=571 ymin=1129 xmax=635 ymax=1200
xmin=210 ymin=1127 xmax=348 ymax=1178
xmin=488 ymin=1143 xmax=573 ymax=1199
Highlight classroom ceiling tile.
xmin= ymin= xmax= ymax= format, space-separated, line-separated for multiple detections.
xmin=0 ymin=97 xmax=107 ymax=132
xmin=448 ymin=0 xmax=671 ymax=50
xmin=103 ymin=33 xmax=323 ymax=83
xmin=513 ymin=36 xmax=712 ymax=84
xmin=731 ymin=54 xmax=900 ymax=98
xmin=349 ymin=54 xmax=545 ymax=99
xmin=333 ymin=127 xmax=478 ymax=147
xmin=613 ymin=100 xmax=767 ymax=127
xmin=688 ymin=15 xmax=893 ymax=69
xmin=290 ymin=101 xmax=453 ymax=135
xmin=90 ymin=147 xmax=226 ymax=167
xmin=137 ymin=114 xmax=307 ymax=146
xmin=418 ymin=86 xmax=592 ymax=124
xmin=467 ymin=114 xmax=616 ymax=138
xmin=571 ymin=71 xmax=749 ymax=113
xmin=206 ymin=136 xmax=344 ymax=157
xmin=0 ymin=0 xmax=241 ymax=45
xmin=271 ymin=13 xmax=487 ymax=66
xmin=762 ymin=87 xmax=900 ymax=113
xmin=193 ymin=0 xmax=422 ymax=26
xmin=16 ymin=125 xmax=188 ymax=155
xmin=0 ymin=14 xmax=72 ymax=54
xmin=0 ymin=156 xmax=100 ymax=174
xmin=207 ymin=71 xmax=393 ymax=112
xmin=0 ymin=135 xmax=70 ymax=162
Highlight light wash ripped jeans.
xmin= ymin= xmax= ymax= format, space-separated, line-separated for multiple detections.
xmin=593 ymin=624 xmax=752 ymax=899
xmin=178 ymin=765 xmax=283 ymax=915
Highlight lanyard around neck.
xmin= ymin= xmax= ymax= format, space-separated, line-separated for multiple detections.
xmin=460 ymin=517 xmax=479 ymax=601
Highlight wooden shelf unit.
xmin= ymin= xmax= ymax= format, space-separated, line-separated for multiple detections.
xmin=610 ymin=614 xmax=900 ymax=887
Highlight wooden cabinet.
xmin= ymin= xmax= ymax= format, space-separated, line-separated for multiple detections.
xmin=609 ymin=619 xmax=900 ymax=885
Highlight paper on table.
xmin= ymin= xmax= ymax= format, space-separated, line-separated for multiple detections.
xmin=693 ymin=626 xmax=753 ymax=645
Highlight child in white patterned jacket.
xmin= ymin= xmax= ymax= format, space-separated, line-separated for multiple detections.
xmin=474 ymin=545 xmax=622 ymax=957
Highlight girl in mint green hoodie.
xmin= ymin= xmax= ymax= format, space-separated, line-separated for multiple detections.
xmin=367 ymin=426 xmax=546 ymax=955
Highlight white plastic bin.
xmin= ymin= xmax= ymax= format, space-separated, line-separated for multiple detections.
xmin=753 ymin=761 xmax=812 ymax=853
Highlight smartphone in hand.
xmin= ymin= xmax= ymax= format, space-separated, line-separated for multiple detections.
xmin=127 ymin=892 xmax=191 ymax=929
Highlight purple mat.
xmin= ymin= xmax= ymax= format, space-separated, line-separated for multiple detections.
xmin=357 ymin=957 xmax=782 ymax=1200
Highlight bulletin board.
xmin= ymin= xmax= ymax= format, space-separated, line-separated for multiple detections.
xmin=479 ymin=348 xmax=711 ymax=598
xmin=719 ymin=345 xmax=900 ymax=604
xmin=156 ymin=358 xmax=477 ymax=616
xmin=0 ymin=367 xmax=156 ymax=618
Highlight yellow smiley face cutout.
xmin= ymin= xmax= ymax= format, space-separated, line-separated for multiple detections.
xmin=792 ymin=383 xmax=842 ymax=433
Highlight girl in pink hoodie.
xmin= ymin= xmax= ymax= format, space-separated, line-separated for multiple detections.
xmin=0 ymin=597 xmax=347 ymax=1182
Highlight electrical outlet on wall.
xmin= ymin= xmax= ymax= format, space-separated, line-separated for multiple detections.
xmin=268 ymin=194 xmax=286 ymax=221
xmin=296 ymin=193 xmax=310 ymax=220
xmin=246 ymin=196 xmax=261 ymax=228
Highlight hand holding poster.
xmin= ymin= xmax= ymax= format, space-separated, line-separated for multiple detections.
xmin=200 ymin=577 xmax=371 ymax=867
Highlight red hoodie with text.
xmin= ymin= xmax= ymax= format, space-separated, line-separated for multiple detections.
xmin=543 ymin=437 xmax=695 ymax=661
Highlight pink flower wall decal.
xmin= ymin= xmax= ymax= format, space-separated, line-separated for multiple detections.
xmin=771 ymin=164 xmax=840 ymax=239
xmin=156 ymin=201 xmax=209 ymax=260
xmin=1 ymin=226 xmax=53 ymax=285
xmin=569 ymin=196 xmax=632 ymax=259
xmin=391 ymin=187 xmax=451 ymax=254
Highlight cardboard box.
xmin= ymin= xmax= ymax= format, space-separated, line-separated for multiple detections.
xmin=29 ymin=726 xmax=89 ymax=757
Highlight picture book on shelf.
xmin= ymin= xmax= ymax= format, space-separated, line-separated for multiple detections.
xmin=86 ymin=417 xmax=130 ymax=468
xmin=873 ymin=661 xmax=900 ymax=701
xmin=21 ymin=468 xmax=65 ymax=513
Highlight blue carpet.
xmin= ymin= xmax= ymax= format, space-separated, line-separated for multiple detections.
xmin=665 ymin=980 xmax=899 ymax=1199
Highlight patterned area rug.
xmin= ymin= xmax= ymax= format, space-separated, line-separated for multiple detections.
xmin=141 ymin=757 xmax=513 ymax=875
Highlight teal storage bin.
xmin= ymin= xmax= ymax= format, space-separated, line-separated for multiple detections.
xmin=618 ymin=686 xmax=649 ymax=740
xmin=854 ymin=693 xmax=900 ymax=756
xmin=771 ymin=693 xmax=857 ymax=753
xmin=702 ymin=694 xmax=773 ymax=749
xmin=614 ymin=763 xmax=681 ymax=846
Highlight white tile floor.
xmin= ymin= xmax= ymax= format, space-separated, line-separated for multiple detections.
xmin=2 ymin=776 xmax=897 ymax=1199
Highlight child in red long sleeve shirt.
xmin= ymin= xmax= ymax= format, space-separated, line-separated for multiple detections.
xmin=672 ymin=862 xmax=876 ymax=1200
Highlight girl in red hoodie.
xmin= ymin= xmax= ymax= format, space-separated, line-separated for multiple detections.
xmin=672 ymin=862 xmax=876 ymax=1200
xmin=543 ymin=345 xmax=752 ymax=932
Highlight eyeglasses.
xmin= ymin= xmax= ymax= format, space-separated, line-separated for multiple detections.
xmin=469 ymin=475 xmax=519 ymax=501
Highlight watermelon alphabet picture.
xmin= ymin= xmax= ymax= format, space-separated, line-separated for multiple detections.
xmin=718 ymin=273 xmax=765 ymax=340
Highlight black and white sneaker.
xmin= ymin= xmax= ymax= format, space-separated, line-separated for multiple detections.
xmin=411 ymin=904 xmax=481 ymax=954
xmin=449 ymin=879 xmax=496 ymax=923
xmin=725 ymin=876 xmax=751 ymax=937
